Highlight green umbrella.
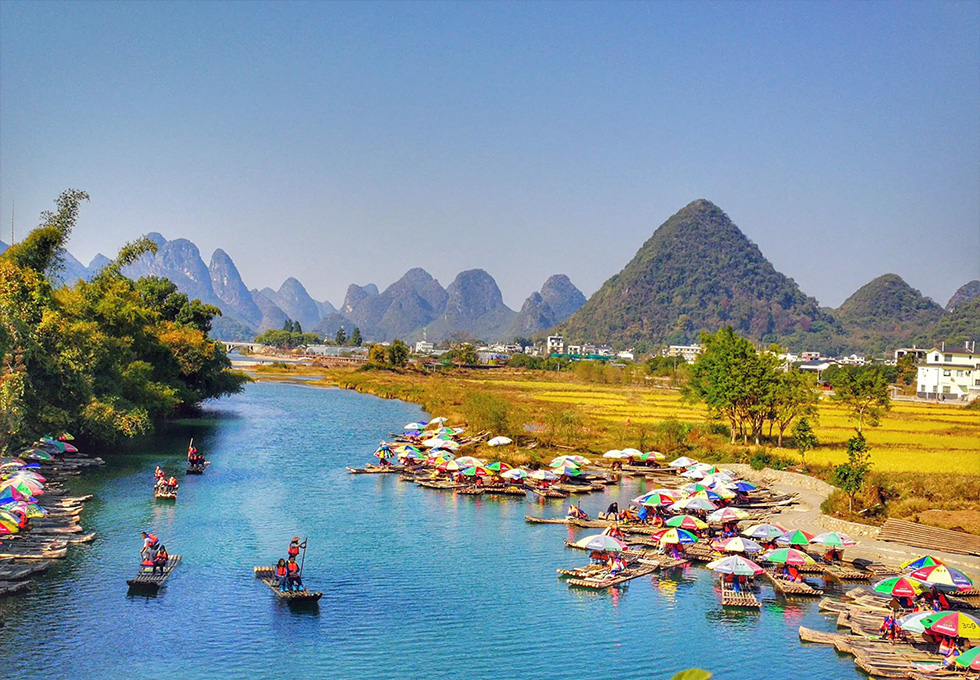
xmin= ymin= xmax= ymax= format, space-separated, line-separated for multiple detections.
xmin=954 ymin=646 xmax=980 ymax=671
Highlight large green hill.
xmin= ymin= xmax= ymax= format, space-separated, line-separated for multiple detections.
xmin=560 ymin=200 xmax=841 ymax=351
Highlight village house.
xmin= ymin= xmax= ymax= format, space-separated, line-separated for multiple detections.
xmin=916 ymin=343 xmax=980 ymax=402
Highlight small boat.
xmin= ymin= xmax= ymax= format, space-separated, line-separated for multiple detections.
xmin=563 ymin=564 xmax=656 ymax=590
xmin=154 ymin=487 xmax=177 ymax=500
xmin=721 ymin=582 xmax=761 ymax=608
xmin=528 ymin=486 xmax=569 ymax=499
xmin=456 ymin=486 xmax=484 ymax=496
xmin=483 ymin=485 xmax=527 ymax=497
xmin=253 ymin=566 xmax=322 ymax=603
xmin=127 ymin=555 xmax=181 ymax=593
xmin=186 ymin=460 xmax=210 ymax=475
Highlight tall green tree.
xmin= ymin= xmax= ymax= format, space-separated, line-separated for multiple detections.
xmin=387 ymin=339 xmax=410 ymax=367
xmin=792 ymin=417 xmax=818 ymax=470
xmin=831 ymin=366 xmax=891 ymax=433
xmin=830 ymin=432 xmax=872 ymax=513
xmin=350 ymin=327 xmax=362 ymax=347
xmin=335 ymin=327 xmax=347 ymax=346
xmin=770 ymin=370 xmax=819 ymax=447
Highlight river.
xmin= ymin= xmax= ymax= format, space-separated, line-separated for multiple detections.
xmin=0 ymin=381 xmax=860 ymax=679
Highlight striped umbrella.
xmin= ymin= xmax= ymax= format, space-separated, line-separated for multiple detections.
xmin=920 ymin=611 xmax=980 ymax=638
xmin=707 ymin=555 xmax=765 ymax=576
xmin=901 ymin=555 xmax=944 ymax=571
xmin=666 ymin=515 xmax=707 ymax=530
xmin=812 ymin=532 xmax=857 ymax=548
xmin=485 ymin=462 xmax=512 ymax=473
xmin=872 ymin=576 xmax=926 ymax=597
xmin=668 ymin=498 xmax=717 ymax=513
xmin=638 ymin=492 xmax=678 ymax=508
xmin=778 ymin=529 xmax=815 ymax=546
xmin=707 ymin=507 xmax=749 ymax=523
xmin=658 ymin=528 xmax=698 ymax=547
xmin=713 ymin=536 xmax=763 ymax=554
xmin=908 ymin=564 xmax=974 ymax=591
xmin=742 ymin=524 xmax=786 ymax=540
xmin=761 ymin=548 xmax=816 ymax=566
xmin=954 ymin=647 xmax=980 ymax=671
xmin=575 ymin=533 xmax=628 ymax=552
xmin=669 ymin=456 xmax=698 ymax=468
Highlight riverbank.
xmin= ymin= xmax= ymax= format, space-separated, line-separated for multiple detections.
xmin=247 ymin=363 xmax=980 ymax=535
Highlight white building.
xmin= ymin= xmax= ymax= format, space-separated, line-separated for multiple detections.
xmin=662 ymin=345 xmax=703 ymax=364
xmin=617 ymin=350 xmax=635 ymax=361
xmin=546 ymin=335 xmax=564 ymax=355
xmin=566 ymin=344 xmax=582 ymax=356
xmin=415 ymin=340 xmax=435 ymax=354
xmin=916 ymin=345 xmax=980 ymax=402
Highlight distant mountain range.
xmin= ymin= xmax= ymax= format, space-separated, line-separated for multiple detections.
xmin=29 ymin=233 xmax=586 ymax=343
xmin=559 ymin=200 xmax=978 ymax=355
xmin=6 ymin=200 xmax=977 ymax=354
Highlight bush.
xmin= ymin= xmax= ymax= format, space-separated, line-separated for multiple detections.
xmin=460 ymin=391 xmax=511 ymax=435
xmin=748 ymin=450 xmax=789 ymax=471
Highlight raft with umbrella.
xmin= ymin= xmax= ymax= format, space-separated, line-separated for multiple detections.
xmin=707 ymin=555 xmax=764 ymax=608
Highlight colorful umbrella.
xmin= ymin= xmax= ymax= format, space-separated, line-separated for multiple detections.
xmin=487 ymin=436 xmax=512 ymax=447
xmin=668 ymin=498 xmax=717 ymax=513
xmin=575 ymin=533 xmax=627 ymax=552
xmin=901 ymin=555 xmax=944 ymax=571
xmin=659 ymin=528 xmax=698 ymax=546
xmin=501 ymin=468 xmax=527 ymax=480
xmin=404 ymin=422 xmax=427 ymax=430
xmin=872 ymin=576 xmax=926 ymax=597
xmin=429 ymin=417 xmax=448 ymax=425
xmin=666 ymin=515 xmax=707 ymax=530
xmin=954 ymin=647 xmax=980 ymax=671
xmin=461 ymin=466 xmax=489 ymax=477
xmin=895 ymin=611 xmax=937 ymax=634
xmin=485 ymin=461 xmax=512 ymax=473
xmin=761 ymin=548 xmax=816 ymax=566
xmin=707 ymin=507 xmax=749 ymax=523
xmin=528 ymin=470 xmax=558 ymax=481
xmin=713 ymin=536 xmax=763 ymax=554
xmin=669 ymin=456 xmax=698 ymax=468
xmin=373 ymin=445 xmax=393 ymax=459
xmin=552 ymin=465 xmax=581 ymax=477
xmin=742 ymin=524 xmax=786 ymax=541
xmin=686 ymin=489 xmax=722 ymax=502
xmin=633 ymin=488 xmax=678 ymax=503
xmin=24 ymin=450 xmax=53 ymax=461
xmin=707 ymin=555 xmax=764 ymax=576
xmin=919 ymin=611 xmax=980 ymax=638
xmin=680 ymin=468 xmax=706 ymax=479
xmin=777 ymin=530 xmax=815 ymax=546
xmin=602 ymin=450 xmax=629 ymax=459
xmin=621 ymin=448 xmax=643 ymax=458
xmin=549 ymin=458 xmax=581 ymax=469
xmin=454 ymin=456 xmax=485 ymax=468
xmin=638 ymin=451 xmax=666 ymax=461
xmin=638 ymin=492 xmax=678 ymax=508
xmin=730 ymin=481 xmax=758 ymax=493
xmin=812 ymin=532 xmax=857 ymax=548
xmin=430 ymin=440 xmax=460 ymax=451
xmin=908 ymin=564 xmax=974 ymax=591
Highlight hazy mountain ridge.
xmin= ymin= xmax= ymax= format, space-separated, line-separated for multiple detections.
xmin=947 ymin=281 xmax=980 ymax=312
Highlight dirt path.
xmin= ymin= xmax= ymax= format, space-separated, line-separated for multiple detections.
xmin=762 ymin=476 xmax=980 ymax=575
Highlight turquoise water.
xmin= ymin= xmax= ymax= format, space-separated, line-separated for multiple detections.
xmin=1 ymin=382 xmax=860 ymax=679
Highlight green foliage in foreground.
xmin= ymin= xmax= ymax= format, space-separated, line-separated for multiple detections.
xmin=0 ymin=190 xmax=248 ymax=450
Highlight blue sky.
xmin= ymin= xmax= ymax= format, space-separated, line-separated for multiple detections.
xmin=1 ymin=1 xmax=978 ymax=309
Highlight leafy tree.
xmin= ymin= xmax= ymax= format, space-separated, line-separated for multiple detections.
xmin=792 ymin=417 xmax=818 ymax=470
xmin=335 ymin=327 xmax=347 ymax=346
xmin=254 ymin=330 xmax=319 ymax=349
xmin=831 ymin=366 xmax=891 ymax=432
xmin=387 ymin=339 xmax=410 ymax=367
xmin=895 ymin=353 xmax=917 ymax=388
xmin=449 ymin=343 xmax=478 ymax=366
xmin=292 ymin=320 xmax=302 ymax=334
xmin=282 ymin=319 xmax=293 ymax=332
xmin=350 ymin=327 xmax=362 ymax=347
xmin=830 ymin=432 xmax=872 ymax=513
xmin=367 ymin=344 xmax=388 ymax=366
xmin=770 ymin=370 xmax=818 ymax=447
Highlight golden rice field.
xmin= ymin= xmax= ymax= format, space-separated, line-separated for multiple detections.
xmin=472 ymin=377 xmax=979 ymax=475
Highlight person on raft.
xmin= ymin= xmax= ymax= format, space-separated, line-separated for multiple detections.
xmin=566 ymin=504 xmax=588 ymax=520
xmin=154 ymin=466 xmax=164 ymax=482
xmin=285 ymin=556 xmax=303 ymax=591
xmin=140 ymin=532 xmax=159 ymax=561
xmin=152 ymin=544 xmax=169 ymax=575
xmin=166 ymin=476 xmax=178 ymax=493
xmin=287 ymin=537 xmax=306 ymax=560
xmin=604 ymin=502 xmax=619 ymax=520
xmin=275 ymin=558 xmax=289 ymax=591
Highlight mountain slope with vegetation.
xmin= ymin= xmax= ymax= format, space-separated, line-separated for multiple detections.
xmin=834 ymin=274 xmax=946 ymax=355
xmin=947 ymin=280 xmax=980 ymax=312
xmin=561 ymin=200 xmax=841 ymax=351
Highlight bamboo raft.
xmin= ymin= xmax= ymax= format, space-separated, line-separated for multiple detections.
xmin=721 ymin=583 xmax=761 ymax=608
xmin=253 ymin=566 xmax=323 ymax=603
xmin=0 ymin=580 xmax=32 ymax=596
xmin=766 ymin=570 xmax=824 ymax=597
xmin=0 ymin=540 xmax=69 ymax=560
xmin=154 ymin=488 xmax=177 ymax=500
xmin=346 ymin=465 xmax=405 ymax=474
xmin=822 ymin=563 xmax=871 ymax=581
xmin=524 ymin=515 xmax=571 ymax=525
xmin=417 ymin=480 xmax=463 ymax=490
xmin=127 ymin=555 xmax=181 ymax=593
xmin=456 ymin=487 xmax=484 ymax=496
xmin=483 ymin=486 xmax=527 ymax=497
xmin=639 ymin=555 xmax=690 ymax=570
xmin=186 ymin=461 xmax=210 ymax=474
xmin=799 ymin=626 xmax=945 ymax=679
xmin=528 ymin=487 xmax=569 ymax=499
xmin=564 ymin=565 xmax=657 ymax=590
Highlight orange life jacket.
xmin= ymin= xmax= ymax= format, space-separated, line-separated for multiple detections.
xmin=288 ymin=544 xmax=299 ymax=557
xmin=275 ymin=565 xmax=288 ymax=577
xmin=155 ymin=550 xmax=168 ymax=563
xmin=287 ymin=562 xmax=299 ymax=574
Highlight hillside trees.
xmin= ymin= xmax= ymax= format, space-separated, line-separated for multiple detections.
xmin=0 ymin=190 xmax=247 ymax=450
xmin=831 ymin=366 xmax=891 ymax=433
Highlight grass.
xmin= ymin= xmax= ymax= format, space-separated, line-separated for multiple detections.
xmin=249 ymin=363 xmax=980 ymax=532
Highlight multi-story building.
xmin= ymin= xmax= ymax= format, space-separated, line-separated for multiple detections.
xmin=545 ymin=335 xmax=564 ymax=356
xmin=662 ymin=345 xmax=703 ymax=364
xmin=916 ymin=344 xmax=980 ymax=402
